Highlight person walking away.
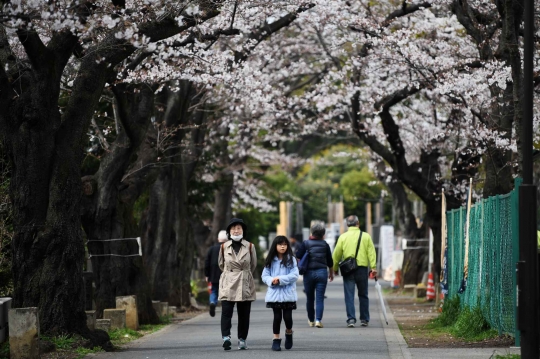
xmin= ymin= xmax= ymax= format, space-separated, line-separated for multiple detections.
xmin=295 ymin=223 xmax=334 ymax=328
xmin=205 ymin=230 xmax=228 ymax=317
xmin=262 ymin=236 xmax=299 ymax=351
xmin=219 ymin=218 xmax=257 ymax=350
xmin=332 ymin=215 xmax=377 ymax=328
xmin=289 ymin=236 xmax=297 ymax=253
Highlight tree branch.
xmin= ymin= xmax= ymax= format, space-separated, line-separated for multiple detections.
xmin=450 ymin=0 xmax=493 ymax=59
xmin=316 ymin=30 xmax=342 ymax=70
xmin=172 ymin=27 xmax=240 ymax=47
xmin=374 ymin=84 xmax=423 ymax=112
xmin=384 ymin=2 xmax=432 ymax=25
xmin=47 ymin=30 xmax=78 ymax=75
xmin=234 ymin=3 xmax=315 ymax=63
xmin=59 ymin=7 xmax=221 ymax=151
xmin=348 ymin=90 xmax=396 ymax=166
xmin=0 ymin=25 xmax=18 ymax=76
xmin=16 ymin=28 xmax=50 ymax=72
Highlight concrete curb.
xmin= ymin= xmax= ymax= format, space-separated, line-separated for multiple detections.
xmin=380 ymin=294 xmax=412 ymax=359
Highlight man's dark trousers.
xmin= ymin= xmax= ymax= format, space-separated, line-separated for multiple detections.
xmin=343 ymin=266 xmax=369 ymax=323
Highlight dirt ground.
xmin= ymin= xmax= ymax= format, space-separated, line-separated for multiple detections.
xmin=37 ymin=310 xmax=202 ymax=359
xmin=386 ymin=295 xmax=514 ymax=348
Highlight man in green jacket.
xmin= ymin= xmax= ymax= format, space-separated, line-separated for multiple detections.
xmin=333 ymin=215 xmax=377 ymax=328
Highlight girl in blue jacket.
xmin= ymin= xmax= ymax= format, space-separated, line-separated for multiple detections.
xmin=262 ymin=236 xmax=299 ymax=351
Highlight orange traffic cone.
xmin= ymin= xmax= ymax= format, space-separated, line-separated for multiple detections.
xmin=426 ymin=272 xmax=435 ymax=301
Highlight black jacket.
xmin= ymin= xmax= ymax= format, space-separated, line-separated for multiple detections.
xmin=295 ymin=238 xmax=333 ymax=270
xmin=205 ymin=243 xmax=222 ymax=284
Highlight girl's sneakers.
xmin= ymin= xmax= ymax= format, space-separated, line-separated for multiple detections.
xmin=308 ymin=320 xmax=315 ymax=327
xmin=315 ymin=321 xmax=323 ymax=328
xmin=222 ymin=336 xmax=231 ymax=350
xmin=271 ymin=338 xmax=282 ymax=351
xmin=284 ymin=331 xmax=293 ymax=350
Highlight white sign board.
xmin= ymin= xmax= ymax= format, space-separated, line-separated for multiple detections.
xmin=379 ymin=225 xmax=395 ymax=270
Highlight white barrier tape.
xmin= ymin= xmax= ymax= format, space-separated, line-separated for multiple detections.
xmin=87 ymin=237 xmax=142 ymax=258
xmin=87 ymin=237 xmax=140 ymax=243
xmin=89 ymin=254 xmax=141 ymax=258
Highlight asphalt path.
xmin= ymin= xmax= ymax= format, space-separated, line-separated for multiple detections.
xmin=88 ymin=276 xmax=391 ymax=359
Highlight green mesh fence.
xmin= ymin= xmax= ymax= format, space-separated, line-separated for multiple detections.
xmin=445 ymin=180 xmax=520 ymax=339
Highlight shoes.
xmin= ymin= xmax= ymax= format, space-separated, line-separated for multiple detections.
xmin=238 ymin=338 xmax=248 ymax=350
xmin=222 ymin=336 xmax=231 ymax=350
xmin=361 ymin=320 xmax=369 ymax=327
xmin=347 ymin=322 xmax=355 ymax=328
xmin=315 ymin=321 xmax=323 ymax=328
xmin=209 ymin=303 xmax=216 ymax=317
xmin=308 ymin=320 xmax=315 ymax=327
xmin=271 ymin=338 xmax=282 ymax=351
xmin=285 ymin=331 xmax=293 ymax=350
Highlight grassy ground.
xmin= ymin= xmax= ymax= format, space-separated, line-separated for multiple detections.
xmin=386 ymin=290 xmax=514 ymax=349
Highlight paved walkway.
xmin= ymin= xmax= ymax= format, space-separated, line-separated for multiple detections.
xmin=87 ymin=277 xmax=520 ymax=359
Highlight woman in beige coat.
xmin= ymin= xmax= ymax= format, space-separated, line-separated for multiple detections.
xmin=218 ymin=218 xmax=257 ymax=350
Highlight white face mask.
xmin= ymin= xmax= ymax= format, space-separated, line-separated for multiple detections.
xmin=231 ymin=234 xmax=243 ymax=241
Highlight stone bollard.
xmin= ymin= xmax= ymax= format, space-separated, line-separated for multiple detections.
xmin=414 ymin=287 xmax=427 ymax=298
xmin=0 ymin=297 xmax=12 ymax=343
xmin=151 ymin=301 xmax=160 ymax=316
xmin=95 ymin=319 xmax=111 ymax=332
xmin=86 ymin=311 xmax=96 ymax=330
xmin=116 ymin=296 xmax=138 ymax=330
xmin=152 ymin=301 xmax=168 ymax=317
xmin=159 ymin=302 xmax=169 ymax=317
xmin=403 ymin=284 xmax=416 ymax=295
xmin=168 ymin=306 xmax=177 ymax=317
xmin=8 ymin=307 xmax=39 ymax=359
xmin=103 ymin=309 xmax=126 ymax=330
xmin=189 ymin=296 xmax=199 ymax=310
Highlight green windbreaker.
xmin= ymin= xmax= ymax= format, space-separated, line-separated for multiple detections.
xmin=332 ymin=226 xmax=376 ymax=272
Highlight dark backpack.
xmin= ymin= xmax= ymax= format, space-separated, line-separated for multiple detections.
xmin=298 ymin=240 xmax=310 ymax=275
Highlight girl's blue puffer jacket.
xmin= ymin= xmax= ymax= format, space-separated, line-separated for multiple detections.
xmin=262 ymin=256 xmax=299 ymax=303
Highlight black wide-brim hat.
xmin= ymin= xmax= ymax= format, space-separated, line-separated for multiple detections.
xmin=226 ymin=218 xmax=247 ymax=234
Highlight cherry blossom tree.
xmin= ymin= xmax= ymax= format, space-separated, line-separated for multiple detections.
xmin=0 ymin=0 xmax=271 ymax=341
xmin=192 ymin=0 xmax=538 ymax=282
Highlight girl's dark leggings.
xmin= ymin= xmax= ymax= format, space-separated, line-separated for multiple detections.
xmin=273 ymin=308 xmax=293 ymax=334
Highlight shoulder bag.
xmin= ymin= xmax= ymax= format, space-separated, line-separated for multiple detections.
xmin=338 ymin=231 xmax=362 ymax=276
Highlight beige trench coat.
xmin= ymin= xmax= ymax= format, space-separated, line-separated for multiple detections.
xmin=218 ymin=240 xmax=257 ymax=301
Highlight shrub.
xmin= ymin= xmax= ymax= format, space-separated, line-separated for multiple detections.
xmin=451 ymin=306 xmax=496 ymax=341
xmin=432 ymin=295 xmax=460 ymax=327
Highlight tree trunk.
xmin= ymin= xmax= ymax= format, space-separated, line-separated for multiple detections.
xmin=7 ymin=131 xmax=86 ymax=334
xmin=0 ymin=33 xmax=109 ymax=347
xmin=205 ymin=172 xmax=234 ymax=249
xmin=141 ymin=82 xmax=207 ymax=307
xmin=0 ymin=6 xmax=219 ymax=344
xmin=385 ymin=177 xmax=420 ymax=238
xmin=81 ymin=84 xmax=160 ymax=324
xmin=451 ymin=0 xmax=522 ymax=196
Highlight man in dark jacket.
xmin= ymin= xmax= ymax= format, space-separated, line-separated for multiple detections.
xmin=205 ymin=230 xmax=227 ymax=317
